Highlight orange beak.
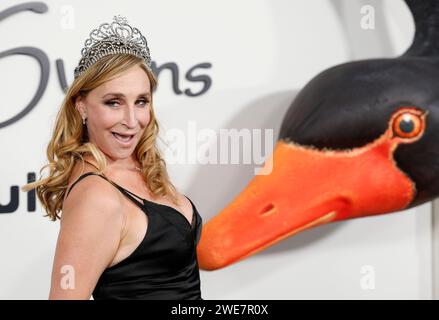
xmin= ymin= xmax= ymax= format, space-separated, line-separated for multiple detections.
xmin=197 ymin=120 xmax=419 ymax=270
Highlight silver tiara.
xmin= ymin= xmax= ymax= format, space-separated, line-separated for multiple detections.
xmin=74 ymin=15 xmax=152 ymax=79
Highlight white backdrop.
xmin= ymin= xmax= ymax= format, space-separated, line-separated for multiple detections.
xmin=0 ymin=0 xmax=434 ymax=299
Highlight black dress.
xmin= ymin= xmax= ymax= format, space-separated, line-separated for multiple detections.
xmin=65 ymin=172 xmax=203 ymax=300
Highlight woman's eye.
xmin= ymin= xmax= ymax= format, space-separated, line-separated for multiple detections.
xmin=105 ymin=100 xmax=119 ymax=107
xmin=105 ymin=99 xmax=149 ymax=107
xmin=138 ymin=99 xmax=150 ymax=106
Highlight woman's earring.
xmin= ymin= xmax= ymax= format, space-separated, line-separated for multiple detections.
xmin=82 ymin=116 xmax=87 ymax=125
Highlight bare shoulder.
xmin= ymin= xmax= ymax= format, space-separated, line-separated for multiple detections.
xmin=61 ymin=167 xmax=126 ymax=247
xmin=60 ymin=174 xmax=124 ymax=254
xmin=64 ymin=159 xmax=122 ymax=209
xmin=49 ymin=175 xmax=125 ymax=299
xmin=50 ymin=165 xmax=125 ymax=299
xmin=64 ymin=160 xmax=100 ymax=196
xmin=62 ymin=172 xmax=123 ymax=220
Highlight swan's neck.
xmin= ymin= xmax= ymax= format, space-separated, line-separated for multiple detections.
xmin=403 ymin=0 xmax=439 ymax=57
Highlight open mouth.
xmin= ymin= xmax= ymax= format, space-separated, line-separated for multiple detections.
xmin=112 ymin=132 xmax=135 ymax=143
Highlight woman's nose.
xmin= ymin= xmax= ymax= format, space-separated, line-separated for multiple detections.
xmin=123 ymin=104 xmax=138 ymax=128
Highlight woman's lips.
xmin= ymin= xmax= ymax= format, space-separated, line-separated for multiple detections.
xmin=112 ymin=132 xmax=135 ymax=145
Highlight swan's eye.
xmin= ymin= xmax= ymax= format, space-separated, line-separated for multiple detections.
xmin=392 ymin=109 xmax=425 ymax=139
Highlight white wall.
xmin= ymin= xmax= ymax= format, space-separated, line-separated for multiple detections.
xmin=0 ymin=0 xmax=434 ymax=299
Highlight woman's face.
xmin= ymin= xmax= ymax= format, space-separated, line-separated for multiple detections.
xmin=76 ymin=65 xmax=152 ymax=161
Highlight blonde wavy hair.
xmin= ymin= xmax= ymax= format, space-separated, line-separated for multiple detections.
xmin=22 ymin=53 xmax=179 ymax=221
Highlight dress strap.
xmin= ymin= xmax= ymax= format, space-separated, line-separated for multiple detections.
xmin=65 ymin=172 xmax=145 ymax=209
xmin=65 ymin=172 xmax=98 ymax=198
xmin=106 ymin=179 xmax=146 ymax=209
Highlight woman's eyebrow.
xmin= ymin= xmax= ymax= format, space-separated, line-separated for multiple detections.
xmin=102 ymin=92 xmax=151 ymax=98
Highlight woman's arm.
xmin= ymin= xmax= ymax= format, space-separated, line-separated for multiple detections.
xmin=48 ymin=176 xmax=125 ymax=299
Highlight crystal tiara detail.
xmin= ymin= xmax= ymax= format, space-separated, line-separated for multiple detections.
xmin=73 ymin=15 xmax=152 ymax=79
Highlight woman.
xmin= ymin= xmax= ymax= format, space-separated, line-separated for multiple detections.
xmin=22 ymin=16 xmax=203 ymax=300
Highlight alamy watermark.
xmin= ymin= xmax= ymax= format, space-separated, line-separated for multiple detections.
xmin=360 ymin=5 xmax=375 ymax=30
xmin=360 ymin=265 xmax=376 ymax=290
xmin=162 ymin=121 xmax=274 ymax=175
xmin=60 ymin=264 xmax=75 ymax=290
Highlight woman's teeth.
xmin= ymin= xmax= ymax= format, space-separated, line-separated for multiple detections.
xmin=112 ymin=132 xmax=134 ymax=143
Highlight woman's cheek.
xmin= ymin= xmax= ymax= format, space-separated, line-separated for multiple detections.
xmin=100 ymin=111 xmax=120 ymax=127
xmin=140 ymin=109 xmax=151 ymax=127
